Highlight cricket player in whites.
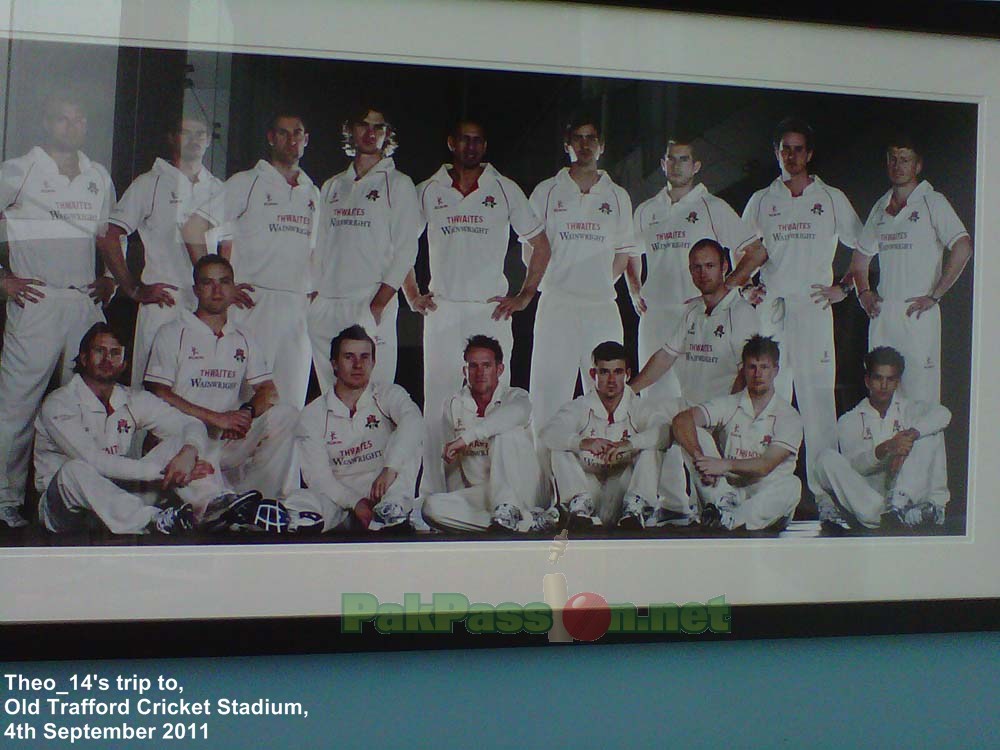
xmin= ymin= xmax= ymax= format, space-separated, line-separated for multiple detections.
xmin=98 ymin=112 xmax=224 ymax=388
xmin=0 ymin=90 xmax=116 ymax=528
xmin=815 ymin=346 xmax=951 ymax=531
xmin=309 ymin=105 xmax=420 ymax=390
xmin=285 ymin=325 xmax=423 ymax=532
xmin=403 ymin=118 xmax=551 ymax=493
xmin=540 ymin=342 xmax=671 ymax=529
xmin=34 ymin=323 xmax=237 ymax=534
xmin=143 ymin=255 xmax=299 ymax=501
xmin=528 ymin=117 xmax=638 ymax=435
xmin=183 ymin=112 xmax=319 ymax=409
xmin=732 ymin=117 xmax=862 ymax=514
xmin=850 ymin=134 xmax=972 ymax=405
xmin=672 ymin=335 xmax=803 ymax=531
xmin=421 ymin=335 xmax=556 ymax=533
xmin=629 ymin=238 xmax=761 ymax=523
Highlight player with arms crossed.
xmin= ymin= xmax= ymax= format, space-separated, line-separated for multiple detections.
xmin=850 ymin=134 xmax=972 ymax=405
xmin=540 ymin=341 xmax=671 ymax=529
xmin=403 ymin=118 xmax=551 ymax=493
xmin=629 ymin=238 xmax=761 ymax=523
xmin=671 ymin=335 xmax=803 ymax=532
xmin=815 ymin=346 xmax=951 ymax=531
xmin=421 ymin=335 xmax=556 ymax=533
xmin=285 ymin=325 xmax=423 ymax=532
xmin=34 ymin=323 xmax=243 ymax=535
xmin=528 ymin=117 xmax=638 ymax=434
xmin=183 ymin=112 xmax=318 ymax=408
xmin=0 ymin=90 xmax=117 ymax=528
xmin=309 ymin=105 xmax=419 ymax=390
xmin=98 ymin=112 xmax=224 ymax=387
xmin=143 ymin=255 xmax=299 ymax=504
xmin=732 ymin=117 xmax=862 ymax=513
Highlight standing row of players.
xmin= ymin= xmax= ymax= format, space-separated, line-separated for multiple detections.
xmin=0 ymin=91 xmax=970 ymax=533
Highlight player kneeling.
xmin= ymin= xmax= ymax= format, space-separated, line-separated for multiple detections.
xmin=285 ymin=325 xmax=422 ymax=531
xmin=34 ymin=324 xmax=257 ymax=535
xmin=540 ymin=341 xmax=671 ymax=529
xmin=421 ymin=336 xmax=555 ymax=534
xmin=672 ymin=335 xmax=803 ymax=532
xmin=815 ymin=346 xmax=951 ymax=531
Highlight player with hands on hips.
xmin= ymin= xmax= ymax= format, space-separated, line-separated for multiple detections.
xmin=671 ymin=335 xmax=803 ymax=532
xmin=421 ymin=335 xmax=556 ymax=534
xmin=284 ymin=325 xmax=423 ymax=532
xmin=527 ymin=116 xmax=639 ymax=436
xmin=539 ymin=341 xmax=672 ymax=530
xmin=0 ymin=89 xmax=117 ymax=529
xmin=309 ymin=105 xmax=420 ymax=390
xmin=143 ymin=255 xmax=300 ymax=515
xmin=98 ymin=111 xmax=224 ymax=388
xmin=731 ymin=117 xmax=862 ymax=515
xmin=814 ymin=347 xmax=951 ymax=532
xmin=182 ymin=111 xmax=318 ymax=409
xmin=403 ymin=118 xmax=551 ymax=493
xmin=33 ymin=323 xmax=248 ymax=535
xmin=849 ymin=133 xmax=972 ymax=405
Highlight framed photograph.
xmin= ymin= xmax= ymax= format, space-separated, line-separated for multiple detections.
xmin=1 ymin=0 xmax=997 ymax=653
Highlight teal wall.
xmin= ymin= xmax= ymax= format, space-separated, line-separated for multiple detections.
xmin=3 ymin=632 xmax=999 ymax=748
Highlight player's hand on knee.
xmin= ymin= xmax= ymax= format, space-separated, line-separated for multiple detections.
xmin=694 ymin=455 xmax=728 ymax=480
xmin=134 ymin=282 xmax=178 ymax=307
xmin=354 ymin=498 xmax=374 ymax=529
xmin=408 ymin=293 xmax=437 ymax=316
xmin=1 ymin=274 xmax=46 ymax=306
xmin=214 ymin=409 xmax=253 ymax=437
xmin=905 ymin=294 xmax=936 ymax=318
xmin=443 ymin=437 xmax=468 ymax=464
xmin=161 ymin=445 xmax=199 ymax=489
xmin=369 ymin=467 xmax=399 ymax=502
xmin=233 ymin=283 xmax=256 ymax=309
xmin=810 ymin=283 xmax=846 ymax=309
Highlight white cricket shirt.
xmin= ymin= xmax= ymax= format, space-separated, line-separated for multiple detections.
xmin=34 ymin=374 xmax=208 ymax=490
xmin=858 ymin=181 xmax=969 ymax=302
xmin=697 ymin=389 xmax=803 ymax=488
xmin=196 ymin=160 xmax=318 ymax=293
xmin=314 ymin=157 xmax=419 ymax=300
xmin=143 ymin=310 xmax=272 ymax=415
xmin=110 ymin=158 xmax=224 ymax=288
xmin=662 ymin=288 xmax=760 ymax=404
xmin=530 ymin=168 xmax=637 ymax=302
xmin=742 ymin=176 xmax=861 ymax=296
xmin=418 ymin=163 xmax=543 ymax=302
xmin=0 ymin=147 xmax=115 ymax=288
xmin=635 ymin=183 xmax=758 ymax=306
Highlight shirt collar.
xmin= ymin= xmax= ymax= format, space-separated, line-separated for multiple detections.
xmin=153 ymin=157 xmax=206 ymax=184
xmin=879 ymin=180 xmax=932 ymax=211
xmin=659 ymin=181 xmax=707 ymax=207
xmin=770 ymin=174 xmax=826 ymax=198
xmin=555 ymin=167 xmax=612 ymax=194
xmin=71 ymin=373 xmax=128 ymax=414
xmin=457 ymin=383 xmax=507 ymax=413
xmin=29 ymin=146 xmax=92 ymax=175
xmin=255 ymin=159 xmax=313 ymax=189
xmin=582 ymin=385 xmax=635 ymax=422
xmin=702 ymin=287 xmax=741 ymax=315
xmin=736 ymin=388 xmax=778 ymax=419
xmin=861 ymin=393 xmax=904 ymax=418
xmin=183 ymin=309 xmax=237 ymax=338
xmin=326 ymin=383 xmax=374 ymax=417
xmin=347 ymin=156 xmax=395 ymax=182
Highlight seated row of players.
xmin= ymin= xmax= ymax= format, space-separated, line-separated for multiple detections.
xmin=0 ymin=91 xmax=970 ymax=532
xmin=35 ymin=252 xmax=949 ymax=536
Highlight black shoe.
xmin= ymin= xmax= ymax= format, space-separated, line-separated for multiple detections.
xmin=700 ymin=504 xmax=723 ymax=529
xmin=153 ymin=503 xmax=195 ymax=535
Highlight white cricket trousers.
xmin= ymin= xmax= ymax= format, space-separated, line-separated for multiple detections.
xmin=418 ymin=298 xmax=513 ymax=494
xmin=530 ymin=291 xmax=624 ymax=436
xmin=207 ymin=403 xmax=300 ymax=499
xmin=231 ymin=287 xmax=311 ymax=409
xmin=685 ymin=427 xmax=801 ymax=530
xmin=130 ymin=288 xmax=197 ymax=388
xmin=814 ymin=433 xmax=947 ymax=529
xmin=0 ymin=289 xmax=104 ymax=509
xmin=638 ymin=303 xmax=691 ymax=516
xmin=284 ymin=455 xmax=419 ymax=532
xmin=308 ymin=294 xmax=399 ymax=393
xmin=421 ymin=428 xmax=547 ymax=532
xmin=551 ymin=448 xmax=660 ymax=526
xmin=38 ymin=437 xmax=226 ymax=533
xmin=760 ymin=294 xmax=837 ymax=498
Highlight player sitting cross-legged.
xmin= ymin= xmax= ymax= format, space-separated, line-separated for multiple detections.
xmin=284 ymin=325 xmax=422 ymax=532
xmin=420 ymin=335 xmax=556 ymax=534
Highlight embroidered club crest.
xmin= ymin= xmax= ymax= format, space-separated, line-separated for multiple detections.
xmin=327 ymin=431 xmax=341 ymax=446
xmin=908 ymin=211 xmax=920 ymax=222
xmin=686 ymin=211 xmax=699 ymax=224
xmin=366 ymin=189 xmax=380 ymax=201
xmin=117 ymin=419 xmax=131 ymax=434
xmin=307 ymin=199 xmax=316 ymax=211
xmin=365 ymin=414 xmax=380 ymax=430
xmin=811 ymin=203 xmax=823 ymax=215
xmin=482 ymin=195 xmax=496 ymax=208
xmin=88 ymin=181 xmax=98 ymax=195
xmin=760 ymin=434 xmax=772 ymax=448
xmin=234 ymin=348 xmax=246 ymax=362
xmin=598 ymin=202 xmax=612 ymax=215
xmin=435 ymin=196 xmax=446 ymax=208
xmin=713 ymin=325 xmax=725 ymax=338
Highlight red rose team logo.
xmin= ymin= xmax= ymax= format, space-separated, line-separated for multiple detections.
xmin=908 ymin=211 xmax=920 ymax=222
xmin=686 ymin=211 xmax=699 ymax=224
xmin=811 ymin=203 xmax=824 ymax=215
xmin=482 ymin=195 xmax=496 ymax=208
xmin=307 ymin=199 xmax=316 ymax=211
xmin=88 ymin=181 xmax=98 ymax=194
xmin=117 ymin=419 xmax=131 ymax=434
xmin=713 ymin=325 xmax=725 ymax=338
xmin=365 ymin=414 xmax=381 ymax=430
xmin=760 ymin=434 xmax=771 ymax=448
xmin=234 ymin=348 xmax=246 ymax=362
xmin=598 ymin=202 xmax=612 ymax=215
xmin=327 ymin=431 xmax=341 ymax=446
xmin=366 ymin=189 xmax=380 ymax=201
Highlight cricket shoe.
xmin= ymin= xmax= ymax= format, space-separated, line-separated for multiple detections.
xmin=152 ymin=503 xmax=195 ymax=535
xmin=0 ymin=505 xmax=29 ymax=529
xmin=699 ymin=501 xmax=737 ymax=531
xmin=565 ymin=494 xmax=601 ymax=530
xmin=368 ymin=501 xmax=410 ymax=531
xmin=489 ymin=503 xmax=524 ymax=533
xmin=617 ymin=493 xmax=654 ymax=530
xmin=818 ymin=498 xmax=852 ymax=535
xmin=529 ymin=506 xmax=561 ymax=533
